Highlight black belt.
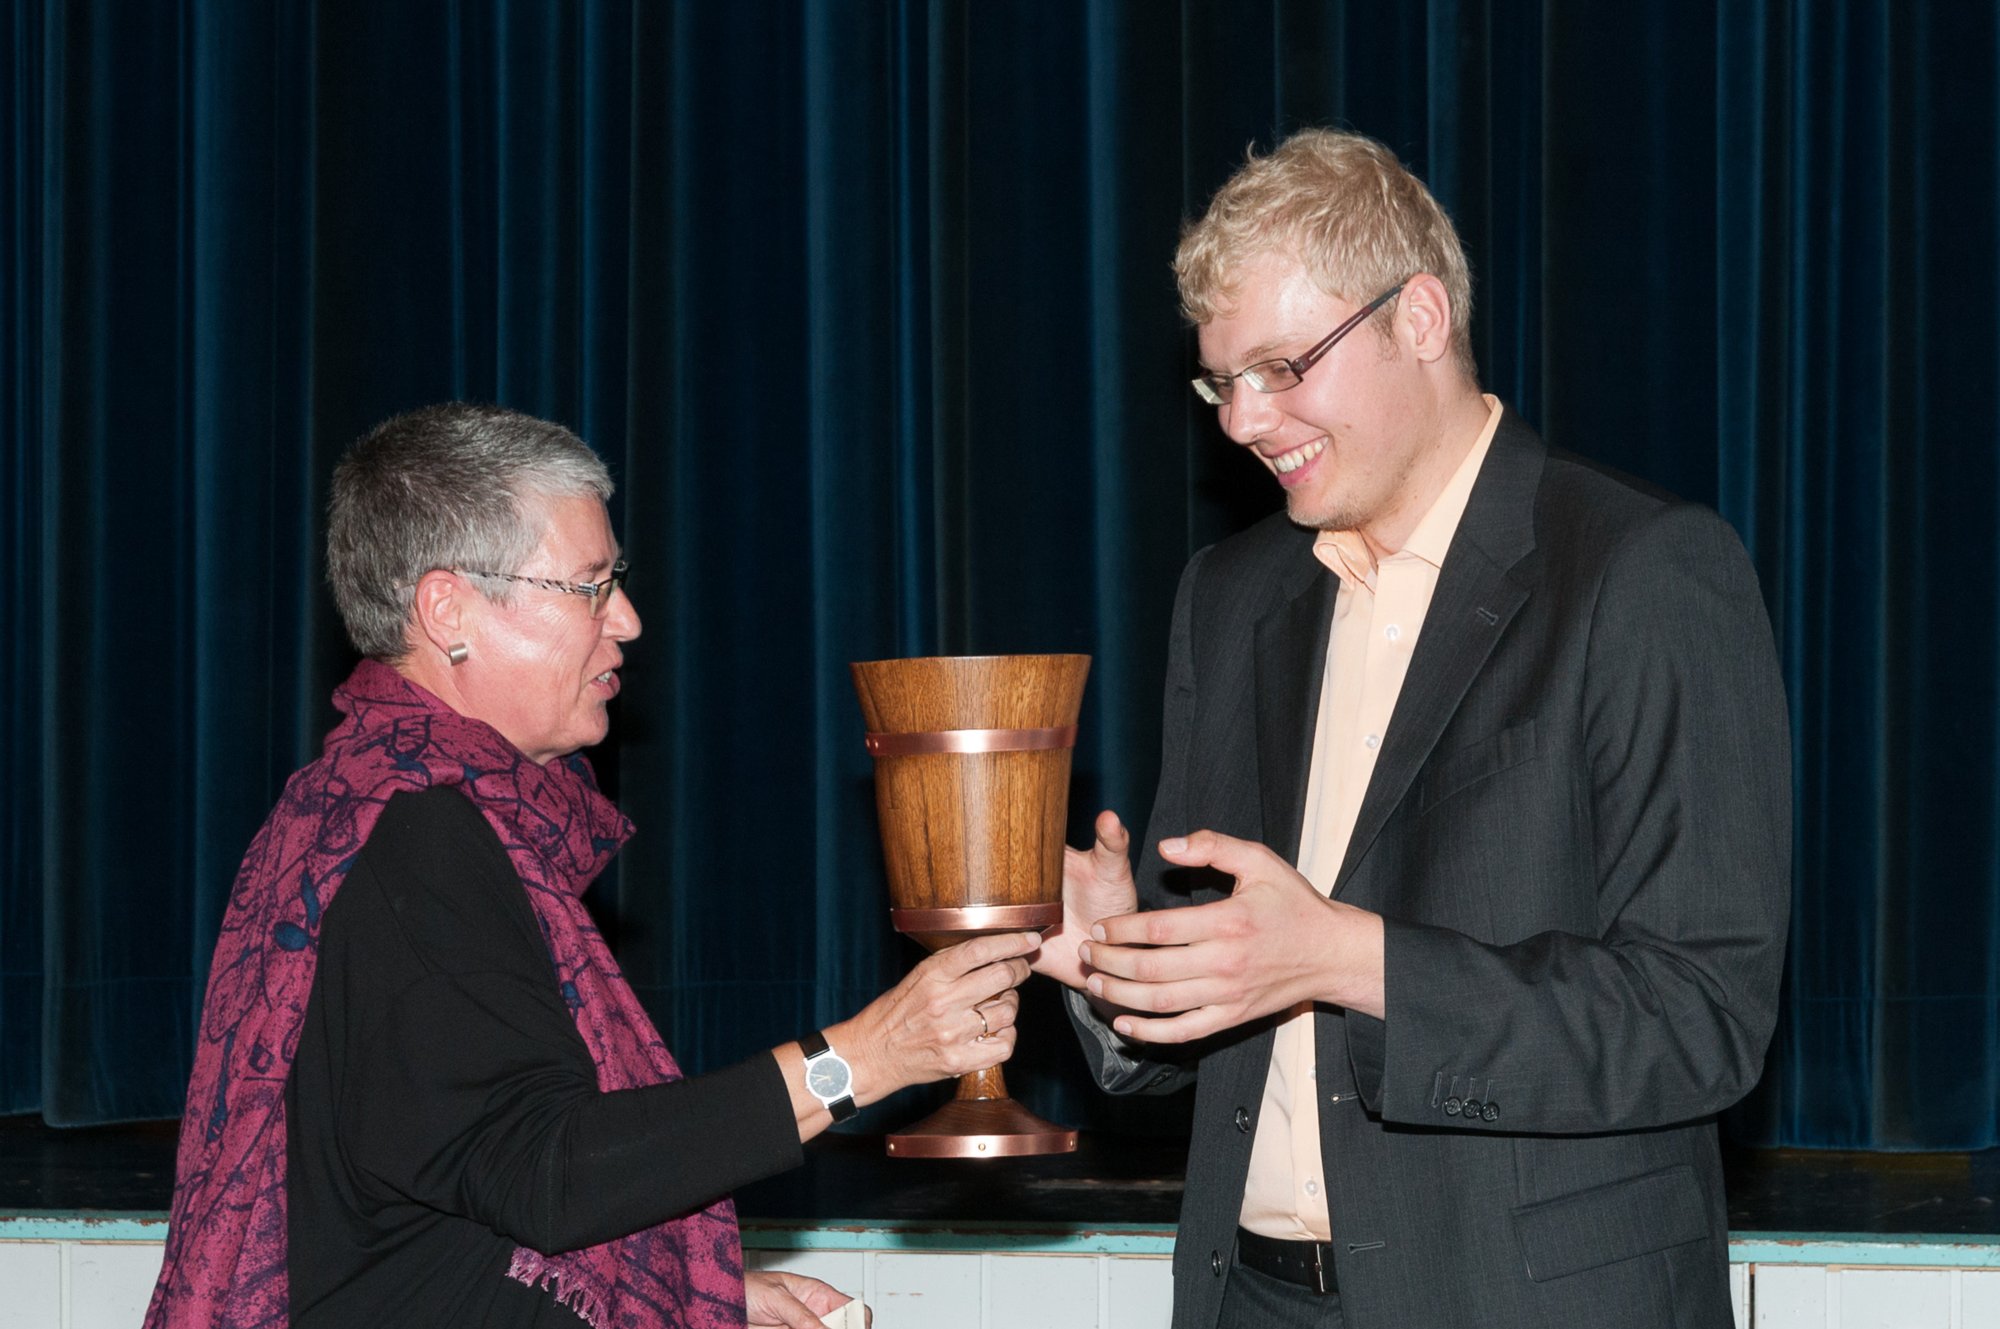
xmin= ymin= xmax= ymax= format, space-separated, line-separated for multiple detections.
xmin=1235 ymin=1227 xmax=1337 ymax=1295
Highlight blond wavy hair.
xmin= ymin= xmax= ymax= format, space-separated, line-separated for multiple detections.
xmin=1175 ymin=129 xmax=1477 ymax=381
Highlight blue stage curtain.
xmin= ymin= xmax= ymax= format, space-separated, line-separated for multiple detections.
xmin=3 ymin=1 xmax=1995 ymax=1148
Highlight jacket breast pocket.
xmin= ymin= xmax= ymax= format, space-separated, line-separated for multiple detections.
xmin=1416 ymin=718 xmax=1539 ymax=816
xmin=1512 ymin=1164 xmax=1710 ymax=1282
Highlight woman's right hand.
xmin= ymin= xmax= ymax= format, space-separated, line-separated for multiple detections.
xmin=827 ymin=930 xmax=1039 ymax=1104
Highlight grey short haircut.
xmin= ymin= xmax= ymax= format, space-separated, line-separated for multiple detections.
xmin=1175 ymin=128 xmax=1478 ymax=381
xmin=327 ymin=403 xmax=615 ymax=661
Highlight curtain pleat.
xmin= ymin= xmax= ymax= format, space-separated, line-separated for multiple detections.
xmin=1721 ymin=0 xmax=2000 ymax=1150
xmin=2 ymin=0 xmax=49 ymax=1114
xmin=4 ymin=0 xmax=1996 ymax=1149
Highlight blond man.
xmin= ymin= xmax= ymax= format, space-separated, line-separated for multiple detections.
xmin=1032 ymin=129 xmax=1789 ymax=1329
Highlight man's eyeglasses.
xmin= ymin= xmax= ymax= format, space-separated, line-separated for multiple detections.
xmin=1191 ymin=283 xmax=1406 ymax=406
xmin=459 ymin=561 xmax=630 ymax=619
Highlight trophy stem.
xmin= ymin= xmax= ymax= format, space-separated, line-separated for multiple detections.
xmin=885 ymin=1063 xmax=1079 ymax=1159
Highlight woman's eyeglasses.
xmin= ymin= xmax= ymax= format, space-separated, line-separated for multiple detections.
xmin=459 ymin=561 xmax=630 ymax=619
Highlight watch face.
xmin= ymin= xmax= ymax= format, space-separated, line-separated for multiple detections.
xmin=807 ymin=1054 xmax=851 ymax=1101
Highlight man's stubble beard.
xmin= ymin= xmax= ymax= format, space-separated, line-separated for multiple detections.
xmin=1284 ymin=441 xmax=1421 ymax=537
xmin=1288 ymin=489 xmax=1363 ymax=533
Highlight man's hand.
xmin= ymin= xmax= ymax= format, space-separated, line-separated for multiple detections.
xmin=1030 ymin=810 xmax=1140 ymax=991
xmin=1078 ymin=829 xmax=1385 ymax=1041
xmin=745 ymin=1270 xmax=868 ymax=1328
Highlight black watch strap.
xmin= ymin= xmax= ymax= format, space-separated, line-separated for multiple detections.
xmin=799 ymin=1029 xmax=832 ymax=1060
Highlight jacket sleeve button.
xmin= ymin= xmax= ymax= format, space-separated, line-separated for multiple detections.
xmin=1483 ymin=1102 xmax=1500 ymax=1122
xmin=1463 ymin=1098 xmax=1484 ymax=1121
xmin=1234 ymin=1106 xmax=1252 ymax=1133
xmin=1443 ymin=1096 xmax=1463 ymax=1116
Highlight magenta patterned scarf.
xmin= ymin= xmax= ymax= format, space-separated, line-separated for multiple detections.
xmin=144 ymin=659 xmax=746 ymax=1329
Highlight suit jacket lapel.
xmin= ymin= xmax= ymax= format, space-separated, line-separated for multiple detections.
xmin=1333 ymin=411 xmax=1545 ymax=897
xmin=1254 ymin=556 xmax=1337 ymax=866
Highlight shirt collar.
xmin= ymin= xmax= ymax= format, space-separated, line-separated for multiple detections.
xmin=1313 ymin=394 xmax=1504 ymax=592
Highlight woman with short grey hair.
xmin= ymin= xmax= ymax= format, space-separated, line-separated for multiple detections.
xmin=146 ymin=403 xmax=1034 ymax=1329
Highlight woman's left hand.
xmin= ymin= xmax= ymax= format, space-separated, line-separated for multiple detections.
xmin=745 ymin=1269 xmax=867 ymax=1328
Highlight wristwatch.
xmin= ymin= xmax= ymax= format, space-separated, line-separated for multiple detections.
xmin=798 ymin=1030 xmax=857 ymax=1122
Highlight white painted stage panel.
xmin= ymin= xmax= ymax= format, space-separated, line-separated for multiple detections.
xmin=1103 ymin=1255 xmax=1174 ymax=1329
xmin=1755 ymin=1263 xmax=1829 ymax=1328
xmin=0 ymin=1244 xmax=62 ymax=1329
xmin=872 ymin=1251 xmax=981 ymax=1329
xmin=6 ymin=1219 xmax=2000 ymax=1329
xmin=1961 ymin=1270 xmax=2000 ymax=1327
xmin=1835 ymin=1268 xmax=1951 ymax=1328
xmin=987 ymin=1253 xmax=1100 ymax=1329
xmin=67 ymin=1242 xmax=164 ymax=1329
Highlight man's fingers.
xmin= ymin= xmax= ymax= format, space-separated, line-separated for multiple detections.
xmin=1085 ymin=969 xmax=1225 ymax=1015
xmin=1155 ymin=827 xmax=1271 ymax=878
xmin=1068 ymin=809 xmax=1133 ymax=888
xmin=1109 ymin=1007 xmax=1229 ymax=1045
xmin=1080 ymin=936 xmax=1224 ymax=985
xmin=1089 ymin=898 xmax=1238 ymax=948
xmin=1093 ymin=809 xmax=1131 ymax=860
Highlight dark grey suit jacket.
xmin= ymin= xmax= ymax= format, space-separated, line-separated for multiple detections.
xmin=1071 ymin=411 xmax=1790 ymax=1329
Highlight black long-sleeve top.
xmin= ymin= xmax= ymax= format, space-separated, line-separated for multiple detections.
xmin=285 ymin=785 xmax=802 ymax=1326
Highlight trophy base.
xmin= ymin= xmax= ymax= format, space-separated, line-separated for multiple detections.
xmin=885 ymin=1096 xmax=1079 ymax=1159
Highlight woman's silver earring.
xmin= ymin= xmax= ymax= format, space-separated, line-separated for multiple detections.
xmin=447 ymin=643 xmax=470 ymax=666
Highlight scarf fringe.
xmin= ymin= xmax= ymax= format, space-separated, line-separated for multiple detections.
xmin=508 ymin=1247 xmax=611 ymax=1329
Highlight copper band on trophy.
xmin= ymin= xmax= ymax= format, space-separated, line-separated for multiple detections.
xmin=852 ymin=653 xmax=1088 ymax=1159
xmin=862 ymin=725 xmax=1078 ymax=757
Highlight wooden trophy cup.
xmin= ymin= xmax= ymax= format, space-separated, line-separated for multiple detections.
xmin=852 ymin=653 xmax=1089 ymax=1159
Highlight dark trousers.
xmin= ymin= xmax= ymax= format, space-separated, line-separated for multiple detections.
xmin=1217 ymin=1261 xmax=1346 ymax=1329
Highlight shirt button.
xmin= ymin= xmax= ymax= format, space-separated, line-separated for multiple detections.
xmin=1384 ymin=624 xmax=1401 ymax=642
xmin=1305 ymin=1179 xmax=1319 ymax=1197
xmin=1364 ymin=734 xmax=1381 ymax=750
